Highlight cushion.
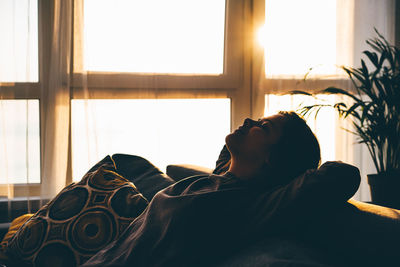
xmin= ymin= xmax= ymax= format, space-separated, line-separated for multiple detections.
xmin=112 ymin=154 xmax=175 ymax=200
xmin=7 ymin=156 xmax=148 ymax=267
xmin=0 ymin=214 xmax=33 ymax=251
xmin=0 ymin=214 xmax=33 ymax=265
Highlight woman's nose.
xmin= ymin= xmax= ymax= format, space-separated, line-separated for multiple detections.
xmin=243 ymin=118 xmax=256 ymax=127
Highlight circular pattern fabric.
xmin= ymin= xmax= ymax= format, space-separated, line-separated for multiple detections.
xmin=16 ymin=217 xmax=47 ymax=256
xmin=49 ymin=187 xmax=89 ymax=221
xmin=7 ymin=155 xmax=148 ymax=267
xmin=69 ymin=208 xmax=115 ymax=253
xmin=111 ymin=186 xmax=149 ymax=218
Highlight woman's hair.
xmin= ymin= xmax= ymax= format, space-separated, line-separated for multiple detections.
xmin=268 ymin=111 xmax=321 ymax=180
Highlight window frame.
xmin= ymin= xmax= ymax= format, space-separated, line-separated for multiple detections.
xmin=70 ymin=0 xmax=250 ymax=184
xmin=0 ymin=0 xmax=249 ymax=198
xmin=250 ymin=0 xmax=352 ymax=119
xmin=3 ymin=0 xmax=398 ymax=199
xmin=71 ymin=0 xmax=244 ymax=95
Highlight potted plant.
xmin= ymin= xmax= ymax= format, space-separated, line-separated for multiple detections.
xmin=291 ymin=30 xmax=400 ymax=208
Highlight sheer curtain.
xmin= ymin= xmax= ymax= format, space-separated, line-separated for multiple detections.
xmin=0 ymin=0 xmax=40 ymax=210
xmin=0 ymin=0 xmax=73 ymax=207
xmin=40 ymin=0 xmax=73 ymax=198
xmin=255 ymin=0 xmax=396 ymax=201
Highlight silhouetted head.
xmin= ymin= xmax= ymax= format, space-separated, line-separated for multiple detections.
xmin=225 ymin=111 xmax=320 ymax=184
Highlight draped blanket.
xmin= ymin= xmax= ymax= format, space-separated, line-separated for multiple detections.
xmin=82 ymin=162 xmax=361 ymax=267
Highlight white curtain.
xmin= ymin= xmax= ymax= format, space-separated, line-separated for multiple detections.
xmin=40 ymin=0 xmax=73 ymax=199
xmin=0 ymin=0 xmax=73 ymax=207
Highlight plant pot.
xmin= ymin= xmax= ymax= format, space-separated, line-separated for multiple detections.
xmin=367 ymin=172 xmax=400 ymax=209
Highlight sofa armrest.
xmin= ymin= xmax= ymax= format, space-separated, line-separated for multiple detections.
xmin=166 ymin=164 xmax=213 ymax=182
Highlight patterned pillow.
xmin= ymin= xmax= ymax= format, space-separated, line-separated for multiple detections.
xmin=7 ymin=156 xmax=148 ymax=267
xmin=112 ymin=154 xmax=175 ymax=200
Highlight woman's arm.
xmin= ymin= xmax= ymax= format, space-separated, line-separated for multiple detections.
xmin=247 ymin=161 xmax=361 ymax=232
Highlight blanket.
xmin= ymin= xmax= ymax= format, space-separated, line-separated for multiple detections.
xmin=82 ymin=162 xmax=360 ymax=267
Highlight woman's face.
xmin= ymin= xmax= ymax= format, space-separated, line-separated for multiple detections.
xmin=225 ymin=114 xmax=287 ymax=166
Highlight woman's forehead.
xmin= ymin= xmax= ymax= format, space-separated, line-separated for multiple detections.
xmin=260 ymin=114 xmax=287 ymax=125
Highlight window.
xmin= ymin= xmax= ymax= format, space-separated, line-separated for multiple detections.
xmin=83 ymin=0 xmax=225 ymax=74
xmin=71 ymin=99 xmax=230 ymax=180
xmin=0 ymin=0 xmax=38 ymax=83
xmin=261 ymin=0 xmax=337 ymax=77
xmin=73 ymin=0 xmax=243 ymax=89
xmin=254 ymin=0 xmax=353 ymax=169
xmin=71 ymin=0 xmax=244 ymax=181
xmin=255 ymin=0 xmax=395 ymax=201
xmin=0 ymin=0 xmax=40 ymax=189
xmin=0 ymin=100 xmax=40 ymax=184
xmin=0 ymin=0 xmax=394 ymax=202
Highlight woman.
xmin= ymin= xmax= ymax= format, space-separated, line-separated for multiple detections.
xmin=82 ymin=112 xmax=360 ymax=267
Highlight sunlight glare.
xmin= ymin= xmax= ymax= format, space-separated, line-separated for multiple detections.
xmin=84 ymin=0 xmax=225 ymax=74
xmin=263 ymin=0 xmax=337 ymax=77
xmin=257 ymin=25 xmax=267 ymax=48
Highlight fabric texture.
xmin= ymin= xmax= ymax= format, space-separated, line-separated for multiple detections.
xmin=217 ymin=237 xmax=334 ymax=267
xmin=212 ymin=145 xmax=231 ymax=175
xmin=83 ymin=161 xmax=361 ymax=267
xmin=6 ymin=156 xmax=148 ymax=267
xmin=0 ymin=214 xmax=33 ymax=251
xmin=166 ymin=164 xmax=213 ymax=182
xmin=40 ymin=0 xmax=74 ymax=199
xmin=0 ymin=213 xmax=34 ymax=266
xmin=111 ymin=153 xmax=175 ymax=200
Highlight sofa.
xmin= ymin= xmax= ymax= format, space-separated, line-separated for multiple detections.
xmin=1 ymin=155 xmax=400 ymax=267
xmin=169 ymin=164 xmax=400 ymax=267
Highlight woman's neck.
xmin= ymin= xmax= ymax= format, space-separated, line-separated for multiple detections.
xmin=228 ymin=158 xmax=261 ymax=180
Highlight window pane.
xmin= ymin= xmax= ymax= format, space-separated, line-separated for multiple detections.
xmin=0 ymin=0 xmax=38 ymax=82
xmin=84 ymin=0 xmax=225 ymax=74
xmin=72 ymin=99 xmax=230 ymax=180
xmin=264 ymin=94 xmax=337 ymax=164
xmin=262 ymin=0 xmax=337 ymax=77
xmin=0 ymin=100 xmax=40 ymax=184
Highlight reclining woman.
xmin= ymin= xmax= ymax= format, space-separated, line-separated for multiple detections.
xmin=83 ymin=111 xmax=362 ymax=266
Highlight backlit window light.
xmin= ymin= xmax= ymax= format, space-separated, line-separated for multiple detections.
xmin=83 ymin=0 xmax=225 ymax=74
xmin=72 ymin=99 xmax=230 ymax=180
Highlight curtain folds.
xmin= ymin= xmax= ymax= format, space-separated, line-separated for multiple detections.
xmin=40 ymin=0 xmax=73 ymax=198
